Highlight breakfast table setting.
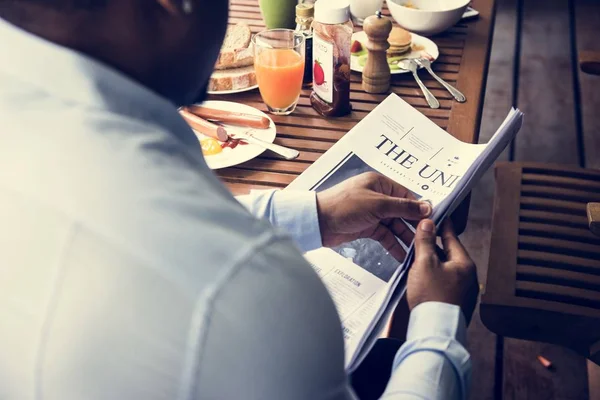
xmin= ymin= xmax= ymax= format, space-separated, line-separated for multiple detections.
xmin=181 ymin=0 xmax=496 ymax=232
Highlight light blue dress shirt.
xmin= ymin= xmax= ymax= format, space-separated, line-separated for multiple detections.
xmin=0 ymin=17 xmax=469 ymax=400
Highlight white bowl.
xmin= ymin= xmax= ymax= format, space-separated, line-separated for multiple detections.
xmin=386 ymin=0 xmax=470 ymax=36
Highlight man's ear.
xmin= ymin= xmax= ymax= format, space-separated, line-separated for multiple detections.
xmin=156 ymin=0 xmax=185 ymax=15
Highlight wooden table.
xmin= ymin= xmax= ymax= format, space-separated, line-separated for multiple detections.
xmin=210 ymin=0 xmax=497 ymax=232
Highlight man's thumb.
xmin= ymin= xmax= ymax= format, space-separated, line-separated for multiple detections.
xmin=414 ymin=219 xmax=437 ymax=262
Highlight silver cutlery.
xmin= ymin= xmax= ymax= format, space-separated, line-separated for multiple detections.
xmin=211 ymin=121 xmax=300 ymax=160
xmin=232 ymin=130 xmax=300 ymax=160
xmin=416 ymin=58 xmax=466 ymax=103
xmin=399 ymin=59 xmax=440 ymax=109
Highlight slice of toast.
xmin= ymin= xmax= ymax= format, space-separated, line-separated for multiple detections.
xmin=208 ymin=65 xmax=256 ymax=92
xmin=214 ymin=24 xmax=254 ymax=70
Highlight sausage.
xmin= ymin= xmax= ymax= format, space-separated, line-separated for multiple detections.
xmin=179 ymin=109 xmax=229 ymax=142
xmin=185 ymin=105 xmax=271 ymax=129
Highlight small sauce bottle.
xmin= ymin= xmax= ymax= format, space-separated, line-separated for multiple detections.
xmin=295 ymin=3 xmax=314 ymax=86
xmin=310 ymin=0 xmax=353 ymax=117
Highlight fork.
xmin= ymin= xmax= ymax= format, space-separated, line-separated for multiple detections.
xmin=400 ymin=59 xmax=440 ymax=109
xmin=415 ymin=58 xmax=466 ymax=103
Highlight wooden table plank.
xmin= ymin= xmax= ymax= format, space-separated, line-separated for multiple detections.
xmin=218 ymin=168 xmax=297 ymax=186
xmin=501 ymin=0 xmax=591 ymax=398
xmin=503 ymin=341 xmax=589 ymax=400
xmin=230 ymin=91 xmax=455 ymax=108
xmin=213 ymin=0 xmax=497 ymax=234
xmin=458 ymin=0 xmax=518 ymax=397
xmin=513 ymin=0 xmax=580 ymax=164
xmin=244 ymin=101 xmax=452 ymax=125
xmin=445 ymin=0 xmax=495 ymax=145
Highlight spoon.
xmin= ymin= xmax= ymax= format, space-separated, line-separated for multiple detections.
xmin=416 ymin=58 xmax=466 ymax=102
xmin=399 ymin=59 xmax=440 ymax=109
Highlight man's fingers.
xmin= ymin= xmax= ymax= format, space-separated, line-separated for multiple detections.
xmin=359 ymin=173 xmax=430 ymax=220
xmin=413 ymin=219 xmax=438 ymax=265
xmin=405 ymin=191 xmax=418 ymax=201
xmin=386 ymin=218 xmax=415 ymax=248
xmin=369 ymin=224 xmax=407 ymax=262
xmin=440 ymin=219 xmax=470 ymax=264
xmin=387 ymin=178 xmax=417 ymax=201
xmin=363 ymin=172 xmax=411 ymax=199
xmin=374 ymin=195 xmax=432 ymax=221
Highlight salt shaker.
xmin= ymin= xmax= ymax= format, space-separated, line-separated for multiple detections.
xmin=362 ymin=11 xmax=392 ymax=94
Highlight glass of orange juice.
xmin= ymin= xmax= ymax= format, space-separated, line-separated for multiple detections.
xmin=253 ymin=29 xmax=305 ymax=115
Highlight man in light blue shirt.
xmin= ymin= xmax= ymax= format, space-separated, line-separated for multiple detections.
xmin=0 ymin=1 xmax=478 ymax=399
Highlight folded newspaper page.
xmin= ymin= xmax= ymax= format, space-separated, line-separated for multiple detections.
xmin=288 ymin=94 xmax=523 ymax=371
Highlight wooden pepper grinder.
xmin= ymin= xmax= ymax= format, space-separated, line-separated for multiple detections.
xmin=362 ymin=11 xmax=392 ymax=93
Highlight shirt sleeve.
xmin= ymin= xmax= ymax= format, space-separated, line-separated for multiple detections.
xmin=236 ymin=189 xmax=322 ymax=252
xmin=380 ymin=302 xmax=471 ymax=400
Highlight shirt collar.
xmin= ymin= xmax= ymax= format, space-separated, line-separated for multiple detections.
xmin=0 ymin=17 xmax=200 ymax=149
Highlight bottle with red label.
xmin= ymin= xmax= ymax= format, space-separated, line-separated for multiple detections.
xmin=310 ymin=0 xmax=353 ymax=117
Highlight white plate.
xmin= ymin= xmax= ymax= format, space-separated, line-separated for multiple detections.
xmin=191 ymin=101 xmax=276 ymax=170
xmin=206 ymin=84 xmax=259 ymax=95
xmin=350 ymin=31 xmax=439 ymax=74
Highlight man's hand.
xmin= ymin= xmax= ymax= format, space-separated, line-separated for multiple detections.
xmin=407 ymin=219 xmax=479 ymax=323
xmin=316 ymin=172 xmax=432 ymax=261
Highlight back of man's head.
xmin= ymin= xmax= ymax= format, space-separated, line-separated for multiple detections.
xmin=0 ymin=0 xmax=108 ymax=17
xmin=3 ymin=0 xmax=105 ymax=8
xmin=0 ymin=0 xmax=229 ymax=105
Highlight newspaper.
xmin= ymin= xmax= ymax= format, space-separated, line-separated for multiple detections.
xmin=288 ymin=94 xmax=523 ymax=371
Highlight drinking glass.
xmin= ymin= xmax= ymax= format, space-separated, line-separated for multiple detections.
xmin=258 ymin=0 xmax=298 ymax=29
xmin=253 ymin=29 xmax=305 ymax=115
xmin=350 ymin=0 xmax=385 ymax=25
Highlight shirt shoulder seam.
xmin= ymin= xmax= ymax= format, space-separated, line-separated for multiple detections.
xmin=178 ymin=230 xmax=291 ymax=400
xmin=34 ymin=221 xmax=79 ymax=398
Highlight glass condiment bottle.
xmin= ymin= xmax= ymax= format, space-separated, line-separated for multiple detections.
xmin=295 ymin=3 xmax=314 ymax=86
xmin=310 ymin=0 xmax=353 ymax=117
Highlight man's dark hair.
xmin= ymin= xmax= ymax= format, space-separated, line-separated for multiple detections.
xmin=0 ymin=0 xmax=107 ymax=10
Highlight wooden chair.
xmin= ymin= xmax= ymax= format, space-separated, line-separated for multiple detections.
xmin=480 ymin=50 xmax=600 ymax=366
xmin=480 ymin=162 xmax=600 ymax=365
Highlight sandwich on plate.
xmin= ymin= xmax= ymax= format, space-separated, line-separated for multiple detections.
xmin=209 ymin=23 xmax=257 ymax=92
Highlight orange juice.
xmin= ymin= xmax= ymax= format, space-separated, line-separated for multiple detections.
xmin=255 ymin=49 xmax=305 ymax=110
